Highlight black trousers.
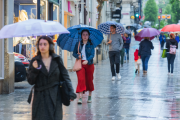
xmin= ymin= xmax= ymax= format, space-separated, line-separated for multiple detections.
xmin=109 ymin=51 xmax=120 ymax=76
xmin=167 ymin=53 xmax=176 ymax=73
xmin=161 ymin=41 xmax=165 ymax=49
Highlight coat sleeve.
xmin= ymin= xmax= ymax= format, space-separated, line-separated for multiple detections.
xmin=138 ymin=44 xmax=141 ymax=56
xmin=151 ymin=41 xmax=154 ymax=50
xmin=176 ymin=41 xmax=178 ymax=49
xmin=73 ymin=42 xmax=80 ymax=59
xmin=27 ymin=59 xmax=40 ymax=85
xmin=87 ymin=47 xmax=95 ymax=63
xmin=166 ymin=40 xmax=169 ymax=49
xmin=119 ymin=34 xmax=124 ymax=50
xmin=58 ymin=57 xmax=76 ymax=100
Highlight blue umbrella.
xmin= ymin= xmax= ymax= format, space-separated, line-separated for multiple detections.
xmin=57 ymin=25 xmax=104 ymax=52
xmin=98 ymin=21 xmax=125 ymax=35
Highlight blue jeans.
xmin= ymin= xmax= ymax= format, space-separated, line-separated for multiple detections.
xmin=166 ymin=53 xmax=176 ymax=73
xmin=124 ymin=48 xmax=129 ymax=61
xmin=141 ymin=55 xmax=150 ymax=71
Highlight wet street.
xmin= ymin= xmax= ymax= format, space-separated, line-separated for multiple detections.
xmin=1 ymin=38 xmax=180 ymax=120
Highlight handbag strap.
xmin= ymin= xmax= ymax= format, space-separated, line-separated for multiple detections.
xmin=77 ymin=41 xmax=81 ymax=54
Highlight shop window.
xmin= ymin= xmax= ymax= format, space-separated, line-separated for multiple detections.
xmin=53 ymin=4 xmax=59 ymax=22
xmin=19 ymin=4 xmax=37 ymax=20
xmin=40 ymin=0 xmax=48 ymax=20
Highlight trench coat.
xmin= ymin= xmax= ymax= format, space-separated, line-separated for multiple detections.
xmin=27 ymin=53 xmax=76 ymax=120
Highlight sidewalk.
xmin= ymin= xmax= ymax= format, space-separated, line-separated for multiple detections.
xmin=1 ymin=38 xmax=180 ymax=120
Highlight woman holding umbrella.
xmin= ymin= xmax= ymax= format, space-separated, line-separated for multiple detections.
xmin=138 ymin=37 xmax=154 ymax=73
xmin=27 ymin=36 xmax=76 ymax=120
xmin=73 ymin=30 xmax=95 ymax=104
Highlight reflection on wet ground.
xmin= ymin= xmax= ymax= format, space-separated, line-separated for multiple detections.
xmin=1 ymin=39 xmax=180 ymax=120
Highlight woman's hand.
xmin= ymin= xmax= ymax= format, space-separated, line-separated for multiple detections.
xmin=82 ymin=60 xmax=88 ymax=65
xmin=78 ymin=54 xmax=83 ymax=59
xmin=32 ymin=60 xmax=38 ymax=68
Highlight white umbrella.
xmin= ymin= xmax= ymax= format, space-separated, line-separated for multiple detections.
xmin=0 ymin=19 xmax=69 ymax=39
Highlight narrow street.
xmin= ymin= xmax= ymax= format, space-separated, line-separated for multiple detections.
xmin=1 ymin=38 xmax=180 ymax=120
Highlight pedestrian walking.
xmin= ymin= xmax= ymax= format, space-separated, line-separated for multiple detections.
xmin=134 ymin=49 xmax=141 ymax=74
xmin=73 ymin=30 xmax=95 ymax=104
xmin=124 ymin=32 xmax=131 ymax=63
xmin=138 ymin=37 xmax=154 ymax=73
xmin=27 ymin=36 xmax=76 ymax=120
xmin=107 ymin=25 xmax=124 ymax=80
xmin=127 ymin=26 xmax=132 ymax=39
xmin=166 ymin=33 xmax=178 ymax=75
xmin=159 ymin=33 xmax=166 ymax=50
xmin=120 ymin=34 xmax=126 ymax=67
xmin=175 ymin=33 xmax=179 ymax=43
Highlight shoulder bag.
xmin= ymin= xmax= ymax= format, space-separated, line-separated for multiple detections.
xmin=73 ymin=41 xmax=82 ymax=71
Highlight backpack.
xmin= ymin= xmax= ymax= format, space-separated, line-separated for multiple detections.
xmin=169 ymin=41 xmax=176 ymax=54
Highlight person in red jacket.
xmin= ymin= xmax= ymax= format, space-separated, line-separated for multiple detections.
xmin=134 ymin=49 xmax=141 ymax=73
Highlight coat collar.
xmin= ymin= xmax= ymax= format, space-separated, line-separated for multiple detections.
xmin=34 ymin=53 xmax=59 ymax=77
xmin=81 ymin=41 xmax=91 ymax=46
xmin=34 ymin=53 xmax=60 ymax=60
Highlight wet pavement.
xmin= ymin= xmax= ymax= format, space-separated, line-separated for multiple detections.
xmin=1 ymin=38 xmax=180 ymax=120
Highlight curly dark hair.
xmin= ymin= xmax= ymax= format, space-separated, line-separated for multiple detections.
xmin=36 ymin=36 xmax=55 ymax=56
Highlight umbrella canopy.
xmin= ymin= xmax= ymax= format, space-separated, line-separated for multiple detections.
xmin=98 ymin=21 xmax=125 ymax=34
xmin=161 ymin=24 xmax=180 ymax=32
xmin=135 ymin=36 xmax=155 ymax=41
xmin=126 ymin=25 xmax=135 ymax=30
xmin=143 ymin=25 xmax=151 ymax=28
xmin=125 ymin=30 xmax=131 ymax=34
xmin=57 ymin=25 xmax=104 ymax=52
xmin=132 ymin=24 xmax=142 ymax=29
xmin=135 ymin=28 xmax=160 ymax=38
xmin=0 ymin=19 xmax=69 ymax=39
xmin=137 ymin=29 xmax=143 ymax=33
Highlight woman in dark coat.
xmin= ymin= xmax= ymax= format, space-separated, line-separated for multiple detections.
xmin=166 ymin=33 xmax=178 ymax=75
xmin=138 ymin=37 xmax=154 ymax=73
xmin=27 ymin=36 xmax=76 ymax=120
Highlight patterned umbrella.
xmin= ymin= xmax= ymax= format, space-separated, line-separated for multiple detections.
xmin=98 ymin=21 xmax=125 ymax=34
xmin=57 ymin=25 xmax=104 ymax=52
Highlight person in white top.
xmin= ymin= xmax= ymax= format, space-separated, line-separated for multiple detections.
xmin=73 ymin=30 xmax=95 ymax=104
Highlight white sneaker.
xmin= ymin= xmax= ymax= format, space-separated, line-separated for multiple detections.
xmin=117 ymin=73 xmax=121 ymax=79
xmin=112 ymin=76 xmax=116 ymax=81
xmin=171 ymin=73 xmax=173 ymax=76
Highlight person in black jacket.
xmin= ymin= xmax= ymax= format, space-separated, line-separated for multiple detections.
xmin=27 ymin=36 xmax=76 ymax=120
xmin=138 ymin=37 xmax=154 ymax=73
xmin=166 ymin=33 xmax=178 ymax=75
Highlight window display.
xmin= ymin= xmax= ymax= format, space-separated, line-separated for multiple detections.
xmin=40 ymin=0 xmax=48 ymax=20
xmin=53 ymin=4 xmax=59 ymax=22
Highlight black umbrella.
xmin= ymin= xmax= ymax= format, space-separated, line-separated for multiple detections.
xmin=126 ymin=25 xmax=135 ymax=30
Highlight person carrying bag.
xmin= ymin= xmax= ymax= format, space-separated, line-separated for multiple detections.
xmin=73 ymin=30 xmax=95 ymax=104
xmin=166 ymin=33 xmax=178 ymax=75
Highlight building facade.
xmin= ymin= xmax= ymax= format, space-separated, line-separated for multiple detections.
xmin=0 ymin=0 xmax=15 ymax=94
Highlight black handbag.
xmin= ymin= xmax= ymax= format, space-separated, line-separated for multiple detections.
xmin=59 ymin=80 xmax=70 ymax=106
xmin=56 ymin=58 xmax=76 ymax=106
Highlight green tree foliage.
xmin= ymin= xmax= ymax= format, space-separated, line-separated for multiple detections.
xmin=144 ymin=0 xmax=158 ymax=24
xmin=170 ymin=0 xmax=180 ymax=23
xmin=158 ymin=0 xmax=169 ymax=9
